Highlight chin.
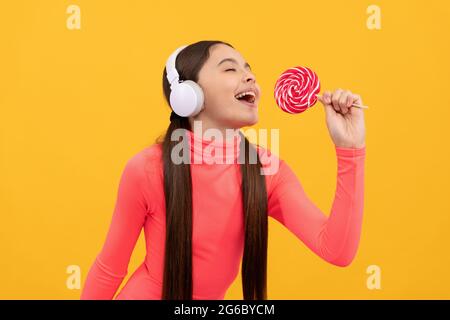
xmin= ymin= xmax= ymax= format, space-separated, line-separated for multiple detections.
xmin=227 ymin=102 xmax=259 ymax=127
xmin=246 ymin=114 xmax=259 ymax=126
xmin=235 ymin=113 xmax=258 ymax=128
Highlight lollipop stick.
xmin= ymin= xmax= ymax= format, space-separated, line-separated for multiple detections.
xmin=316 ymin=94 xmax=369 ymax=109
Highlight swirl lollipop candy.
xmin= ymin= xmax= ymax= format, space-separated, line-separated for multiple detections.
xmin=274 ymin=66 xmax=368 ymax=114
xmin=274 ymin=66 xmax=320 ymax=114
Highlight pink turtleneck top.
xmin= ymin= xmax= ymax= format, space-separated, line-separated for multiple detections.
xmin=80 ymin=129 xmax=366 ymax=300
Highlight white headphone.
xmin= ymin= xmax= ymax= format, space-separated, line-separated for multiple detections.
xmin=165 ymin=45 xmax=204 ymax=117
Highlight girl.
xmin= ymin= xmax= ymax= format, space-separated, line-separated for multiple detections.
xmin=80 ymin=40 xmax=366 ymax=300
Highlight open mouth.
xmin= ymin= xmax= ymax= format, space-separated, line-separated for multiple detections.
xmin=234 ymin=91 xmax=256 ymax=107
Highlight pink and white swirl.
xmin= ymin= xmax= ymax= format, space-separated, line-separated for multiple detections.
xmin=274 ymin=66 xmax=321 ymax=114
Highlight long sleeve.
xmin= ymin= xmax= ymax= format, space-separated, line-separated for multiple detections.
xmin=267 ymin=145 xmax=366 ymax=267
xmin=80 ymin=155 xmax=151 ymax=299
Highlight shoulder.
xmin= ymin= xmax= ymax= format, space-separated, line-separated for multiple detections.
xmin=122 ymin=143 xmax=163 ymax=185
xmin=253 ymin=144 xmax=285 ymax=176
xmin=120 ymin=143 xmax=164 ymax=214
xmin=253 ymin=143 xmax=301 ymax=192
xmin=127 ymin=142 xmax=162 ymax=168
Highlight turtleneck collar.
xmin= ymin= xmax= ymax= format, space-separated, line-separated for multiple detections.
xmin=186 ymin=128 xmax=242 ymax=164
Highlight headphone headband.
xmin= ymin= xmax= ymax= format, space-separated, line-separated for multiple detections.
xmin=166 ymin=45 xmax=188 ymax=88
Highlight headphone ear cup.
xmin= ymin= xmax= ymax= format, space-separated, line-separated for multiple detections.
xmin=170 ymin=80 xmax=204 ymax=117
xmin=185 ymin=80 xmax=204 ymax=115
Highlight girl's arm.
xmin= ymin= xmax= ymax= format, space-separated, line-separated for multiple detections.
xmin=267 ymin=145 xmax=366 ymax=267
xmin=80 ymin=155 xmax=150 ymax=299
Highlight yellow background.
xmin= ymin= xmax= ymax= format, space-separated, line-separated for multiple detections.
xmin=1 ymin=0 xmax=449 ymax=299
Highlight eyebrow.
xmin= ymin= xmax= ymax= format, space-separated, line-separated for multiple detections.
xmin=217 ymin=58 xmax=252 ymax=71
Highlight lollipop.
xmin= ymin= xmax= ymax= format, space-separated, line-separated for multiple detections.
xmin=274 ymin=66 xmax=320 ymax=114
xmin=274 ymin=66 xmax=368 ymax=114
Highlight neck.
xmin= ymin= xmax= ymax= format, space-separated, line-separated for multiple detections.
xmin=185 ymin=119 xmax=242 ymax=165
xmin=188 ymin=117 xmax=240 ymax=142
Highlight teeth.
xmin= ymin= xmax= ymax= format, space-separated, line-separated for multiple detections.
xmin=234 ymin=91 xmax=256 ymax=99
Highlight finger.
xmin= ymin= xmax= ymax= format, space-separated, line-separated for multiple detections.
xmin=316 ymin=94 xmax=323 ymax=104
xmin=347 ymin=94 xmax=353 ymax=108
xmin=345 ymin=95 xmax=352 ymax=114
xmin=352 ymin=93 xmax=363 ymax=107
xmin=339 ymin=90 xmax=351 ymax=115
xmin=318 ymin=91 xmax=334 ymax=117
xmin=349 ymin=93 xmax=365 ymax=117
xmin=316 ymin=92 xmax=327 ymax=104
xmin=322 ymin=91 xmax=332 ymax=105
xmin=331 ymin=89 xmax=343 ymax=113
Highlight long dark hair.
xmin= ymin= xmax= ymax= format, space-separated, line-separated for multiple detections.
xmin=160 ymin=40 xmax=268 ymax=300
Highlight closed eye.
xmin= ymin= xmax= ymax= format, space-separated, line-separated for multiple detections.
xmin=225 ymin=68 xmax=236 ymax=72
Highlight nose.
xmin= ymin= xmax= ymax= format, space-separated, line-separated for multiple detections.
xmin=243 ymin=71 xmax=256 ymax=83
